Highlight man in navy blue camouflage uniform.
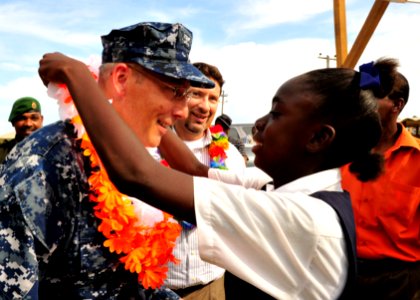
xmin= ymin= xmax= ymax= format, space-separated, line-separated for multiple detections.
xmin=0 ymin=22 xmax=214 ymax=299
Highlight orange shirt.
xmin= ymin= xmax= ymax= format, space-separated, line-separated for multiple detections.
xmin=341 ymin=125 xmax=420 ymax=262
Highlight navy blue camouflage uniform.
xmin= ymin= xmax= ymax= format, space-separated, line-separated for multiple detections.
xmin=0 ymin=120 xmax=180 ymax=300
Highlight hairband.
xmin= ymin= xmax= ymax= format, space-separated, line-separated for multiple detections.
xmin=359 ymin=61 xmax=381 ymax=89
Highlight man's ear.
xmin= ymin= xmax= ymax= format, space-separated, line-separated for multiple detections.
xmin=111 ymin=63 xmax=130 ymax=96
xmin=393 ymin=98 xmax=405 ymax=113
xmin=306 ymin=124 xmax=336 ymax=153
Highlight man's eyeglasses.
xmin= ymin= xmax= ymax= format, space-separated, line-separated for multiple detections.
xmin=129 ymin=65 xmax=192 ymax=102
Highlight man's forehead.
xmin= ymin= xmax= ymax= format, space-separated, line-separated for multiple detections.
xmin=18 ymin=111 xmax=42 ymax=117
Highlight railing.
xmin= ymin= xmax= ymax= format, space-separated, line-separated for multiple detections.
xmin=401 ymin=118 xmax=420 ymax=138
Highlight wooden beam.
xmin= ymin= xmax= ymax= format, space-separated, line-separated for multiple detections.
xmin=342 ymin=0 xmax=389 ymax=68
xmin=333 ymin=0 xmax=348 ymax=67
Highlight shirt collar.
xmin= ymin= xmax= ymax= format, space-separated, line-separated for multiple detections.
xmin=175 ymin=128 xmax=212 ymax=150
xmin=386 ymin=123 xmax=420 ymax=155
xmin=146 ymin=147 xmax=162 ymax=161
xmin=275 ymin=168 xmax=342 ymax=195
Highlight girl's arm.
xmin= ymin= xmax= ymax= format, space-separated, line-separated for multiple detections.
xmin=38 ymin=52 xmax=196 ymax=222
xmin=159 ymin=130 xmax=209 ymax=177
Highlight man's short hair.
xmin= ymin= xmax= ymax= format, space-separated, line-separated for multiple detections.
xmin=193 ymin=62 xmax=225 ymax=91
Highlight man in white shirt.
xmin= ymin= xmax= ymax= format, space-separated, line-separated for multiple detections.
xmin=167 ymin=62 xmax=246 ymax=299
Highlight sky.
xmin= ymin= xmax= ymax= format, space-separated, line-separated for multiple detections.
xmin=1 ymin=0 xmax=420 ymax=135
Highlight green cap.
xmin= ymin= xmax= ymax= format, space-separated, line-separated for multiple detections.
xmin=8 ymin=97 xmax=42 ymax=122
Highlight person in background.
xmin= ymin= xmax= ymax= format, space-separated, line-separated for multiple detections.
xmin=168 ymin=62 xmax=245 ymax=299
xmin=0 ymin=22 xmax=214 ymax=299
xmin=215 ymin=114 xmax=249 ymax=165
xmin=341 ymin=57 xmax=420 ymax=300
xmin=0 ymin=96 xmax=43 ymax=163
xmin=39 ymin=54 xmax=397 ymax=299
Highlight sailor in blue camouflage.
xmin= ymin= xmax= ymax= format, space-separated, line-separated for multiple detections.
xmin=0 ymin=20 xmax=216 ymax=300
xmin=0 ymin=120 xmax=181 ymax=299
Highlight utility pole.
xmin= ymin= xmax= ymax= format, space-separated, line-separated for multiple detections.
xmin=318 ymin=53 xmax=337 ymax=68
xmin=220 ymin=90 xmax=228 ymax=114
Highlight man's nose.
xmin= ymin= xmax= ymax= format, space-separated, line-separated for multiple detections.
xmin=197 ymin=96 xmax=210 ymax=112
xmin=23 ymin=118 xmax=34 ymax=127
xmin=173 ymin=101 xmax=189 ymax=120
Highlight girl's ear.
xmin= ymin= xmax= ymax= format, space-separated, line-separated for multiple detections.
xmin=306 ymin=124 xmax=336 ymax=153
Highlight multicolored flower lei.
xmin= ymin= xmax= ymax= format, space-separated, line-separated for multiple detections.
xmin=209 ymin=124 xmax=229 ymax=169
xmin=47 ymin=58 xmax=181 ymax=289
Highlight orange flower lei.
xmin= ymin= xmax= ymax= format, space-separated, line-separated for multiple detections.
xmin=50 ymin=66 xmax=181 ymax=289
xmin=80 ymin=128 xmax=181 ymax=289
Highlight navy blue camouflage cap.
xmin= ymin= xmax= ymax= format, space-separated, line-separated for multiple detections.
xmin=101 ymin=22 xmax=215 ymax=88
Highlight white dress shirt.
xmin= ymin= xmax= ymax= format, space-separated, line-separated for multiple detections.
xmin=165 ymin=129 xmax=246 ymax=289
xmin=194 ymin=168 xmax=348 ymax=299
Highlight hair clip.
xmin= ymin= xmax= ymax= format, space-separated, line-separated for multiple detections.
xmin=359 ymin=61 xmax=381 ymax=89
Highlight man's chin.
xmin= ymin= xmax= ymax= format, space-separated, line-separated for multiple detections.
xmin=187 ymin=124 xmax=206 ymax=135
xmin=144 ymin=140 xmax=160 ymax=148
xmin=139 ymin=134 xmax=159 ymax=148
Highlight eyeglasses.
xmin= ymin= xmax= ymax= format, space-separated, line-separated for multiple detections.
xmin=129 ymin=65 xmax=192 ymax=102
xmin=154 ymin=76 xmax=192 ymax=102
